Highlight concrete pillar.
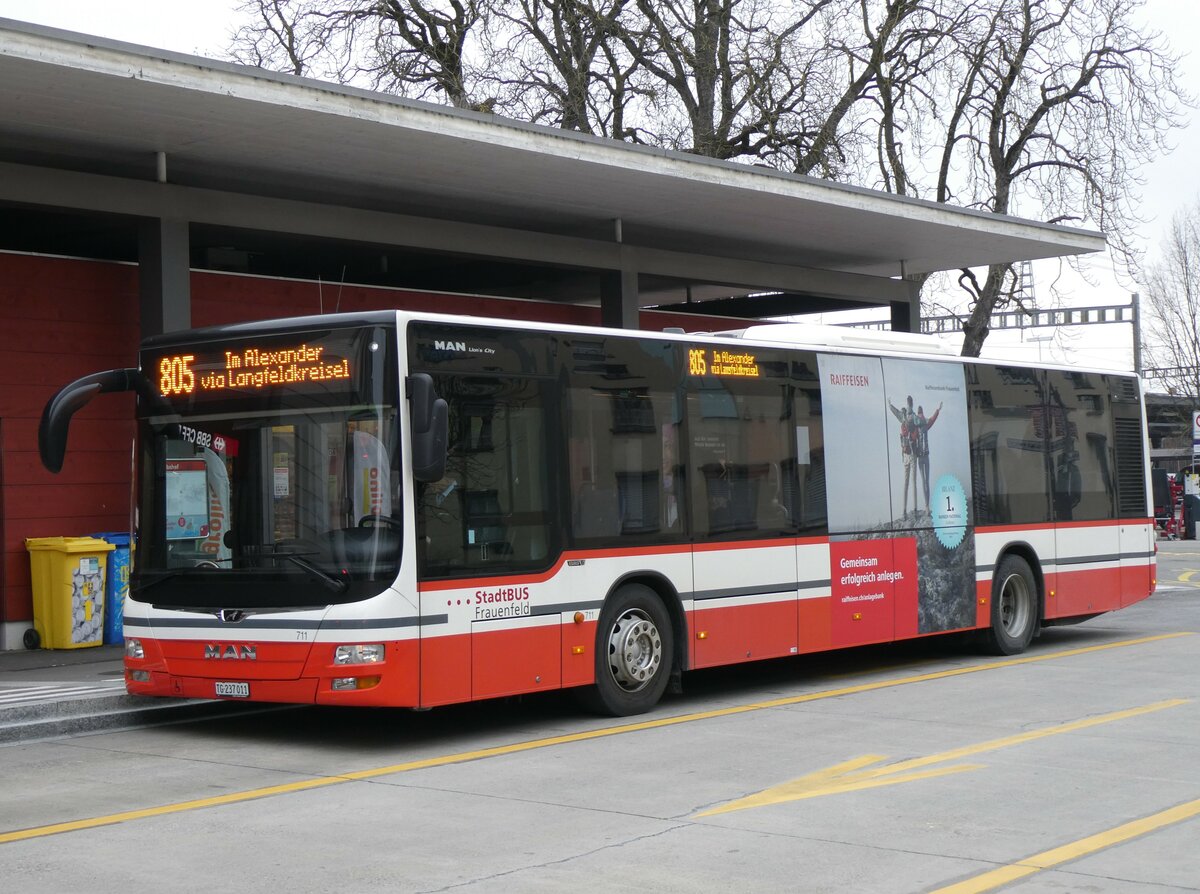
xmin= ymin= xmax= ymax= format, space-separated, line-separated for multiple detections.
xmin=599 ymin=231 xmax=640 ymax=329
xmin=890 ymin=289 xmax=921 ymax=334
xmin=138 ymin=218 xmax=191 ymax=336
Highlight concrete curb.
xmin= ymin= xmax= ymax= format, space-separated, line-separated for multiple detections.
xmin=0 ymin=694 xmax=275 ymax=745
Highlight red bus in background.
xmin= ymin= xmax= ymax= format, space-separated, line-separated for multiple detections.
xmin=39 ymin=311 xmax=1156 ymax=715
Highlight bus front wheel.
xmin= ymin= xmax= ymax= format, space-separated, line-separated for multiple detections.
xmin=578 ymin=584 xmax=673 ymax=716
xmin=984 ymin=554 xmax=1038 ymax=655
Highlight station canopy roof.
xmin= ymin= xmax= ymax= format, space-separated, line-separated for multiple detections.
xmin=0 ymin=18 xmax=1106 ymax=317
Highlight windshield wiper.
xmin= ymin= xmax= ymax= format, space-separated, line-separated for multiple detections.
xmin=130 ymin=559 xmax=230 ymax=595
xmin=131 ymin=568 xmax=186 ymax=595
xmin=132 ymin=548 xmax=348 ymax=595
xmin=277 ymin=552 xmax=349 ymax=594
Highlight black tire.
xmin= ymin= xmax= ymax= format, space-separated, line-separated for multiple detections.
xmin=23 ymin=627 xmax=41 ymax=650
xmin=576 ymin=584 xmax=674 ymax=716
xmin=983 ymin=554 xmax=1038 ymax=655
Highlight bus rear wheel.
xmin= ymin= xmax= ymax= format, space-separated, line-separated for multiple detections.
xmin=577 ymin=584 xmax=673 ymax=716
xmin=984 ymin=554 xmax=1038 ymax=655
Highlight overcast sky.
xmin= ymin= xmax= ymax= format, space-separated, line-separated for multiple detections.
xmin=0 ymin=0 xmax=1196 ymax=372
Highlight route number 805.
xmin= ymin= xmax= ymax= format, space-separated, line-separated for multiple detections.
xmin=159 ymin=354 xmax=196 ymax=396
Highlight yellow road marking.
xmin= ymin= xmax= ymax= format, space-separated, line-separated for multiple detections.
xmin=0 ymin=631 xmax=1193 ymax=844
xmin=0 ymin=778 xmax=345 ymax=843
xmin=932 ymin=797 xmax=1200 ymax=893
xmin=1180 ymin=570 xmax=1197 ymax=582
xmin=697 ymin=700 xmax=1186 ymax=815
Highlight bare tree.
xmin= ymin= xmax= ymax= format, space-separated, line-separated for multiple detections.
xmin=614 ymin=0 xmax=839 ymax=160
xmin=230 ymin=0 xmax=489 ymax=108
xmin=482 ymin=1 xmax=632 ymax=134
xmin=1142 ymin=201 xmax=1200 ymax=400
xmin=787 ymin=0 xmax=942 ymax=179
xmin=879 ymin=0 xmax=1188 ymax=357
xmin=230 ymin=0 xmax=321 ymax=74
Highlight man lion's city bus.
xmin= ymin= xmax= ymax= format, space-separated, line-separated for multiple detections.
xmin=39 ymin=311 xmax=1157 ymax=715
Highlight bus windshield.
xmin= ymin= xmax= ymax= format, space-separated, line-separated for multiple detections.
xmin=134 ymin=323 xmax=402 ymax=610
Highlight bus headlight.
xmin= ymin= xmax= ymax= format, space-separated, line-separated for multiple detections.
xmin=125 ymin=638 xmax=144 ymax=659
xmin=334 ymin=644 xmax=385 ymax=665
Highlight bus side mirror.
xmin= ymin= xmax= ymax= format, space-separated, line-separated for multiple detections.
xmin=407 ymin=373 xmax=448 ymax=483
xmin=39 ymin=368 xmax=149 ymax=474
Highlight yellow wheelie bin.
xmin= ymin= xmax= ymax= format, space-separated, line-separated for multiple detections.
xmin=24 ymin=536 xmax=115 ymax=650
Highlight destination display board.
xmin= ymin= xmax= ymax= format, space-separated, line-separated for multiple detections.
xmin=141 ymin=326 xmax=395 ymax=414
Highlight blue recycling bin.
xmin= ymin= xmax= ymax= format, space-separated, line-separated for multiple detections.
xmin=92 ymin=532 xmax=131 ymax=644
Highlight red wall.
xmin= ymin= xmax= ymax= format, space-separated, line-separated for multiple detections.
xmin=0 ymin=253 xmax=140 ymax=626
xmin=0 ymin=255 xmax=740 ymax=627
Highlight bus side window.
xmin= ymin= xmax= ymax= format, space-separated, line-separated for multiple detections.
xmin=416 ymin=374 xmax=554 ymax=577
xmin=790 ymin=375 xmax=827 ymax=534
xmin=967 ymin=365 xmax=1052 ymax=526
xmin=564 ymin=334 xmax=683 ymax=546
xmin=1046 ymin=370 xmax=1117 ymax=522
xmin=686 ymin=379 xmax=794 ymax=538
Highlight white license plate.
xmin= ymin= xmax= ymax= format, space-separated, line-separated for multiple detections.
xmin=215 ymin=681 xmax=250 ymax=698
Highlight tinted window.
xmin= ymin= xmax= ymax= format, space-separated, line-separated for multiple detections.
xmin=1046 ymin=370 xmax=1116 ymax=521
xmin=790 ymin=356 xmax=827 ymax=534
xmin=416 ymin=375 xmax=555 ymax=577
xmin=967 ymin=364 xmax=1051 ymax=525
xmin=684 ymin=349 xmax=825 ymax=538
xmin=565 ymin=335 xmax=684 ymax=544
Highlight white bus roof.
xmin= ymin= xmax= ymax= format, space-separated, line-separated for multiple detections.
xmin=716 ymin=323 xmax=957 ymax=356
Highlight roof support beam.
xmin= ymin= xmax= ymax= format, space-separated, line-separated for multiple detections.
xmin=138 ymin=217 xmax=190 ymax=335
xmin=0 ymin=161 xmax=914 ymax=310
xmin=891 ymin=292 xmax=920 ymax=334
xmin=601 ymin=250 xmax=639 ymax=329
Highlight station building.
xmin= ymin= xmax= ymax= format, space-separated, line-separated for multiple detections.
xmin=0 ymin=19 xmax=1105 ymax=648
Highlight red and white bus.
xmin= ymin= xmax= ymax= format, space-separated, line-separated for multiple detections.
xmin=39 ymin=310 xmax=1157 ymax=715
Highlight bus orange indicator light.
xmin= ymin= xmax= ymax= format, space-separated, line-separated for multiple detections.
xmin=571 ymin=646 xmax=585 ymax=655
xmin=573 ymin=612 xmax=584 ymax=624
xmin=697 ymin=631 xmax=708 ymax=640
xmin=852 ymin=613 xmax=863 ymax=621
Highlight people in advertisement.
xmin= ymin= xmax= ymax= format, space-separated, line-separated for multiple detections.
xmin=887 ymin=394 xmax=919 ymax=516
xmin=915 ymin=402 xmax=943 ymax=513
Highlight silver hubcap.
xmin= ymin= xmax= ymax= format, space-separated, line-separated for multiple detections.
xmin=998 ymin=572 xmax=1032 ymax=637
xmin=606 ymin=609 xmax=663 ymax=692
